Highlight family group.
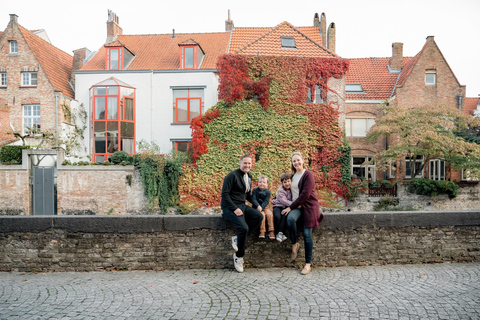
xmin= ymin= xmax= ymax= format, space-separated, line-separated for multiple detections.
xmin=221 ymin=152 xmax=324 ymax=275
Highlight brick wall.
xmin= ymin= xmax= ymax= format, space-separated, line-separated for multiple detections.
xmin=0 ymin=166 xmax=29 ymax=214
xmin=0 ymin=212 xmax=478 ymax=272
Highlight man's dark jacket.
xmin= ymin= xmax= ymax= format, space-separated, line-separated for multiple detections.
xmin=221 ymin=168 xmax=252 ymax=211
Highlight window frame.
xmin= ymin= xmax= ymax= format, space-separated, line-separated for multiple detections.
xmin=180 ymin=45 xmax=199 ymax=70
xmin=9 ymin=40 xmax=17 ymax=53
xmin=21 ymin=72 xmax=37 ymax=86
xmin=105 ymin=47 xmax=124 ymax=71
xmin=345 ymin=117 xmax=375 ymax=137
xmin=351 ymin=156 xmax=376 ymax=181
xmin=462 ymin=169 xmax=479 ymax=181
xmin=429 ymin=158 xmax=445 ymax=180
xmin=22 ymin=104 xmax=41 ymax=135
xmin=281 ymin=37 xmax=296 ymax=48
xmin=425 ymin=70 xmax=436 ymax=86
xmin=345 ymin=84 xmax=364 ymax=93
xmin=0 ymin=72 xmax=6 ymax=87
xmin=172 ymin=88 xmax=204 ymax=123
xmin=405 ymin=156 xmax=425 ymax=179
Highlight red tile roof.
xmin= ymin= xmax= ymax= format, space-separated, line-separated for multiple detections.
xmin=230 ymin=22 xmax=336 ymax=58
xmin=19 ymin=26 xmax=74 ymax=99
xmin=81 ymin=32 xmax=231 ymax=71
xmin=464 ymin=97 xmax=479 ymax=116
xmin=346 ymin=57 xmax=412 ymax=100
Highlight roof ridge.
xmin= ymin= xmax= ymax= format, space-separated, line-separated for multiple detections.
xmin=19 ymin=25 xmax=72 ymax=57
xmin=119 ymin=31 xmax=230 ymax=37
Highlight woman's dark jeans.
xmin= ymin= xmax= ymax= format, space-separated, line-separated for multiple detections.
xmin=286 ymin=208 xmax=313 ymax=264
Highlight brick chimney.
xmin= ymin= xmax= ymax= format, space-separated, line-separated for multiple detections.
xmin=389 ymin=42 xmax=403 ymax=71
xmin=320 ymin=13 xmax=327 ymax=47
xmin=9 ymin=14 xmax=18 ymax=24
xmin=327 ymin=22 xmax=336 ymax=53
xmin=313 ymin=13 xmax=320 ymax=27
xmin=225 ymin=9 xmax=234 ymax=32
xmin=106 ymin=10 xmax=122 ymax=43
xmin=71 ymin=48 xmax=91 ymax=86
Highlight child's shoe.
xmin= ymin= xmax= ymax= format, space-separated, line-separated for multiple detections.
xmin=276 ymin=232 xmax=285 ymax=242
xmin=259 ymin=232 xmax=265 ymax=239
xmin=268 ymin=231 xmax=275 ymax=240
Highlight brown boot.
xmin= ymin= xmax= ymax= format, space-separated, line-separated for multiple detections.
xmin=291 ymin=243 xmax=300 ymax=261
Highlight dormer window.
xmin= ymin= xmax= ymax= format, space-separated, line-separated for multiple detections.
xmin=106 ymin=47 xmax=122 ymax=70
xmin=9 ymin=40 xmax=17 ymax=53
xmin=179 ymin=40 xmax=204 ymax=70
xmin=281 ymin=37 xmax=296 ymax=48
xmin=346 ymin=84 xmax=364 ymax=93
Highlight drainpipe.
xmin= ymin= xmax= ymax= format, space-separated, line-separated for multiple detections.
xmin=151 ymin=70 xmax=154 ymax=144
xmin=54 ymin=91 xmax=59 ymax=150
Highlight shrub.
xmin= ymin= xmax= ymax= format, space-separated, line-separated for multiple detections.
xmin=0 ymin=145 xmax=31 ymax=164
xmin=407 ymin=178 xmax=459 ymax=198
xmin=111 ymin=151 xmax=130 ymax=164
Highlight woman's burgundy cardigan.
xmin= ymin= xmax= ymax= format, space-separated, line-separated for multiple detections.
xmin=288 ymin=170 xmax=323 ymax=228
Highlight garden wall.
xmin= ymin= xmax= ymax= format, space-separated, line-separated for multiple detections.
xmin=0 ymin=211 xmax=478 ymax=272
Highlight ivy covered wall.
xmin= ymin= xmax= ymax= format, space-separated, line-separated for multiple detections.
xmin=179 ymin=55 xmax=350 ymax=208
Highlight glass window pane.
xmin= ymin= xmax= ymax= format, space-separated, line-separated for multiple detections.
xmin=121 ymin=87 xmax=135 ymax=97
xmin=107 ymin=122 xmax=119 ymax=154
xmin=95 ymin=97 xmax=105 ymax=119
xmin=353 ymin=157 xmax=365 ymax=165
xmin=124 ymin=98 xmax=134 ymax=120
xmin=190 ymin=99 xmax=201 ymax=119
xmin=177 ymin=99 xmax=188 ymax=122
xmin=95 ymin=87 xmax=106 ymax=95
xmin=425 ymin=73 xmax=436 ymax=85
xmin=107 ymin=96 xmax=118 ymax=119
xmin=24 ymin=105 xmax=31 ymax=116
xmin=95 ymin=155 xmax=105 ymax=163
xmin=185 ymin=47 xmax=194 ymax=68
xmin=367 ymin=118 xmax=375 ymax=131
xmin=22 ymin=73 xmax=28 ymax=85
xmin=351 ymin=119 xmax=367 ymax=137
xmin=94 ymin=121 xmax=106 ymax=154
xmin=121 ymin=122 xmax=134 ymax=154
xmin=31 ymin=73 xmax=37 ymax=85
xmin=176 ymin=142 xmax=189 ymax=152
xmin=173 ymin=90 xmax=189 ymax=99
xmin=107 ymin=86 xmax=118 ymax=95
xmin=110 ymin=49 xmax=119 ymax=69
xmin=189 ymin=89 xmax=204 ymax=99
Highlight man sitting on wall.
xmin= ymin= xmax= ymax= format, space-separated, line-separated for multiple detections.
xmin=221 ymin=154 xmax=263 ymax=273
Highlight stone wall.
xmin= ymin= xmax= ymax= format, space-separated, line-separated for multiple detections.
xmin=0 ymin=211 xmax=478 ymax=272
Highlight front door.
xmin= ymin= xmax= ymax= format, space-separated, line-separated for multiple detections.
xmin=32 ymin=166 xmax=55 ymax=215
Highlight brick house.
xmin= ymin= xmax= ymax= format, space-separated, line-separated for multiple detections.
xmin=0 ymin=14 xmax=79 ymax=149
xmin=345 ymin=36 xmax=470 ymax=182
xmin=465 ymin=97 xmax=480 ymax=117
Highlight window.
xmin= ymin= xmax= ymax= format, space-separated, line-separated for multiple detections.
xmin=405 ymin=156 xmax=424 ymax=178
xmin=172 ymin=140 xmax=192 ymax=156
xmin=0 ymin=73 xmax=6 ymax=87
xmin=352 ymin=156 xmax=376 ymax=181
xmin=91 ymin=77 xmax=136 ymax=163
xmin=106 ymin=47 xmax=123 ymax=70
xmin=23 ymin=105 xmax=41 ymax=135
xmin=22 ymin=72 xmax=37 ymax=86
xmin=281 ymin=37 xmax=296 ymax=48
xmin=9 ymin=41 xmax=17 ymax=53
xmin=425 ymin=70 xmax=436 ymax=86
xmin=172 ymin=88 xmax=204 ymax=123
xmin=388 ymin=162 xmax=397 ymax=179
xmin=346 ymin=84 xmax=363 ymax=93
xmin=345 ymin=118 xmax=375 ymax=137
xmin=306 ymin=85 xmax=326 ymax=104
xmin=429 ymin=159 xmax=445 ymax=180
xmin=180 ymin=46 xmax=203 ymax=69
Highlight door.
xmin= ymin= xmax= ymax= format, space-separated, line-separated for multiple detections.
xmin=32 ymin=166 xmax=55 ymax=215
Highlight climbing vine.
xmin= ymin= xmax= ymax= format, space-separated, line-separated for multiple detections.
xmin=180 ymin=54 xmax=349 ymax=207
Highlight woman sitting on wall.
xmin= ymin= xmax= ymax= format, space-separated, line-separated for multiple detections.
xmin=282 ymin=151 xmax=323 ymax=275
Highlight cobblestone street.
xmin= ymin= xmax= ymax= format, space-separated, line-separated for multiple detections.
xmin=1 ymin=262 xmax=479 ymax=319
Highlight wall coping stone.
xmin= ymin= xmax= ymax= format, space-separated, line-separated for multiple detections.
xmin=58 ymin=165 xmax=135 ymax=172
xmin=1 ymin=211 xmax=478 ymax=234
xmin=0 ymin=165 xmax=26 ymax=170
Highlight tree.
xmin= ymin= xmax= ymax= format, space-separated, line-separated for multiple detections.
xmin=367 ymin=101 xmax=480 ymax=180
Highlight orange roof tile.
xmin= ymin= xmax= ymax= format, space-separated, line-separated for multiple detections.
xmin=81 ymin=32 xmax=230 ymax=71
xmin=464 ymin=97 xmax=479 ymax=116
xmin=19 ymin=26 xmax=74 ymax=99
xmin=231 ymin=22 xmax=336 ymax=58
xmin=346 ymin=57 xmax=413 ymax=100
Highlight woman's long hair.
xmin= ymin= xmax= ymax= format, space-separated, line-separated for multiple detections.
xmin=290 ymin=151 xmax=306 ymax=173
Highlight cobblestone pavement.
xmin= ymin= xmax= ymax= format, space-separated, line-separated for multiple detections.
xmin=1 ymin=262 xmax=479 ymax=320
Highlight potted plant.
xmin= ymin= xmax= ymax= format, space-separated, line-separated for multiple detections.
xmin=382 ymin=180 xmax=393 ymax=189
xmin=351 ymin=174 xmax=359 ymax=182
xmin=371 ymin=181 xmax=381 ymax=188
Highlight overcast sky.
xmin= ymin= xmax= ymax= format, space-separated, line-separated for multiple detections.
xmin=2 ymin=0 xmax=479 ymax=97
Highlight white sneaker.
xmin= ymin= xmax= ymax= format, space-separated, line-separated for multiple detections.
xmin=233 ymin=253 xmax=244 ymax=273
xmin=276 ymin=232 xmax=284 ymax=242
xmin=232 ymin=236 xmax=238 ymax=252
xmin=281 ymin=233 xmax=287 ymax=241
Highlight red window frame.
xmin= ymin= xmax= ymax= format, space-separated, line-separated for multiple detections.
xmin=105 ymin=47 xmax=123 ymax=71
xmin=180 ymin=45 xmax=198 ymax=69
xmin=173 ymin=89 xmax=203 ymax=123
xmin=91 ymin=82 xmax=136 ymax=163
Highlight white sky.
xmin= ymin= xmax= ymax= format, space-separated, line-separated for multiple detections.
xmin=2 ymin=0 xmax=479 ymax=97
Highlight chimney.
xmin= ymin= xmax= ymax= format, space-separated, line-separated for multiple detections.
xmin=389 ymin=42 xmax=403 ymax=71
xmin=71 ymin=48 xmax=91 ymax=86
xmin=320 ymin=13 xmax=327 ymax=47
xmin=106 ymin=9 xmax=123 ymax=43
xmin=327 ymin=22 xmax=336 ymax=53
xmin=313 ymin=13 xmax=320 ymax=27
xmin=225 ymin=9 xmax=234 ymax=32
xmin=9 ymin=14 xmax=18 ymax=24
